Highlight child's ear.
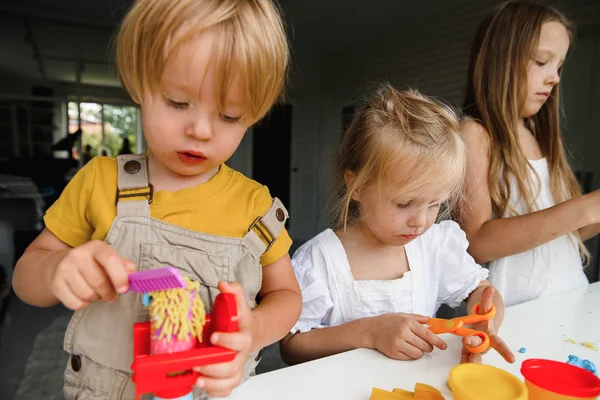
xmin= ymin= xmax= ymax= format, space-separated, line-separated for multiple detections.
xmin=344 ymin=170 xmax=360 ymax=201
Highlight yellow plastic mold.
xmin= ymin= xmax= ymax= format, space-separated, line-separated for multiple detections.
xmin=448 ymin=363 xmax=527 ymax=400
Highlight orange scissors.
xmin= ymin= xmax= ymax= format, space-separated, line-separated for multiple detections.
xmin=426 ymin=304 xmax=496 ymax=353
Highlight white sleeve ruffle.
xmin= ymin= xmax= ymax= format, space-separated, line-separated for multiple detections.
xmin=435 ymin=221 xmax=489 ymax=309
xmin=290 ymin=236 xmax=335 ymax=334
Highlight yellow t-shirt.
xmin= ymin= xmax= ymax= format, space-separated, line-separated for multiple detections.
xmin=44 ymin=157 xmax=292 ymax=266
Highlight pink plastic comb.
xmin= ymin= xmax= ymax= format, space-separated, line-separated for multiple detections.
xmin=128 ymin=267 xmax=187 ymax=293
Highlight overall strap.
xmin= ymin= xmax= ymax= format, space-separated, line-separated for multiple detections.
xmin=244 ymin=197 xmax=289 ymax=256
xmin=116 ymin=154 xmax=152 ymax=216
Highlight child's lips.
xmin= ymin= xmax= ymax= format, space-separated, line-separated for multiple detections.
xmin=178 ymin=151 xmax=207 ymax=165
xmin=400 ymin=234 xmax=419 ymax=240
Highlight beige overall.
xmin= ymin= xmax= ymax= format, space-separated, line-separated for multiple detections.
xmin=62 ymin=154 xmax=289 ymax=399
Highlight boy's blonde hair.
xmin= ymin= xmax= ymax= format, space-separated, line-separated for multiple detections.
xmin=115 ymin=0 xmax=289 ymax=125
xmin=332 ymin=83 xmax=466 ymax=230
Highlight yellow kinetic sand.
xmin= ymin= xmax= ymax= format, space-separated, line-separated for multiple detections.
xmin=371 ymin=383 xmax=444 ymax=399
xmin=448 ymin=363 xmax=527 ymax=400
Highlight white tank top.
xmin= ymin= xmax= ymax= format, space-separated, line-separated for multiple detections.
xmin=487 ymin=158 xmax=589 ymax=307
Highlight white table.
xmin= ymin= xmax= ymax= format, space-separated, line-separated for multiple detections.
xmin=228 ymin=282 xmax=600 ymax=399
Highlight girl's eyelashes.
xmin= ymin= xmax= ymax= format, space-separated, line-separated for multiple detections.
xmin=394 ymin=201 xmax=441 ymax=209
xmin=535 ymin=60 xmax=547 ymax=66
xmin=220 ymin=114 xmax=241 ymax=123
xmin=164 ymin=96 xmax=189 ymax=110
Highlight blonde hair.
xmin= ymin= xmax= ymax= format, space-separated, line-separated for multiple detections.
xmin=115 ymin=0 xmax=289 ymax=125
xmin=463 ymin=0 xmax=588 ymax=261
xmin=331 ymin=83 xmax=466 ymax=230
xmin=148 ymin=276 xmax=206 ymax=343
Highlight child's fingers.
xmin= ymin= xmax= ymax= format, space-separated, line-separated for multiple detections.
xmin=210 ymin=330 xmax=252 ymax=353
xmin=194 ymin=355 xmax=244 ymax=379
xmin=80 ymin=262 xmax=116 ymax=303
xmin=397 ymin=340 xmax=424 ymax=360
xmin=406 ymin=334 xmax=434 ymax=353
xmin=406 ymin=314 xmax=433 ymax=324
xmin=58 ymin=279 xmax=90 ymax=310
xmin=491 ymin=334 xmax=515 ymax=363
xmin=468 ymin=351 xmax=483 ymax=364
xmin=460 ymin=345 xmax=483 ymax=363
xmin=478 ymin=286 xmax=495 ymax=314
xmin=195 ymin=375 xmax=241 ymax=398
xmin=68 ymin=271 xmax=100 ymax=304
xmin=462 ymin=335 xmax=484 ymax=348
xmin=92 ymin=244 xmax=130 ymax=294
xmin=413 ymin=324 xmax=447 ymax=350
xmin=460 ymin=346 xmax=470 ymax=364
xmin=124 ymin=260 xmax=138 ymax=273
xmin=387 ymin=351 xmax=414 ymax=361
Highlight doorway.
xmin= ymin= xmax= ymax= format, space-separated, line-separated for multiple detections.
xmin=252 ymin=103 xmax=292 ymax=223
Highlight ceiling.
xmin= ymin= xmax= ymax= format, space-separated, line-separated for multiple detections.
xmin=0 ymin=0 xmax=451 ymax=87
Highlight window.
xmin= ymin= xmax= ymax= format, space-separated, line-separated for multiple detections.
xmin=68 ymin=102 xmax=139 ymax=159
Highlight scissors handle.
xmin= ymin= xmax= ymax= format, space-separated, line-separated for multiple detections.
xmin=459 ymin=303 xmax=496 ymax=325
xmin=455 ymin=328 xmax=490 ymax=353
xmin=426 ymin=318 xmax=462 ymax=334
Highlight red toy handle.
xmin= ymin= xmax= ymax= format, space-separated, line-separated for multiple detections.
xmin=211 ymin=292 xmax=238 ymax=333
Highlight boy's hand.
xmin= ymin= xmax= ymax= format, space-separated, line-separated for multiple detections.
xmin=370 ymin=313 xmax=447 ymax=361
xmin=460 ymin=286 xmax=515 ymax=364
xmin=49 ymin=240 xmax=136 ymax=310
xmin=194 ymin=281 xmax=254 ymax=398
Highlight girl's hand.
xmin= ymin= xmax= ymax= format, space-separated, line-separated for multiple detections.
xmin=370 ymin=313 xmax=447 ymax=360
xmin=194 ymin=281 xmax=254 ymax=398
xmin=460 ymin=286 xmax=515 ymax=364
xmin=49 ymin=240 xmax=136 ymax=310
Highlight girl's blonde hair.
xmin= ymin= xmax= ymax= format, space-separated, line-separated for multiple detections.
xmin=331 ymin=83 xmax=466 ymax=230
xmin=462 ymin=0 xmax=588 ymax=261
xmin=115 ymin=0 xmax=289 ymax=125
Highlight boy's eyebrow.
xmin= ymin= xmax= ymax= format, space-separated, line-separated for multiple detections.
xmin=162 ymin=79 xmax=245 ymax=107
xmin=162 ymin=79 xmax=194 ymax=94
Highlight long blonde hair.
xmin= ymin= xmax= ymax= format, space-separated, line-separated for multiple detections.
xmin=463 ymin=0 xmax=588 ymax=261
xmin=331 ymin=83 xmax=466 ymax=230
xmin=115 ymin=0 xmax=289 ymax=125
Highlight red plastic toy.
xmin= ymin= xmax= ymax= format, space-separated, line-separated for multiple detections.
xmin=131 ymin=293 xmax=238 ymax=399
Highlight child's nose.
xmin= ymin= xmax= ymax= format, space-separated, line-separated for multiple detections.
xmin=546 ymin=69 xmax=560 ymax=86
xmin=408 ymin=209 xmax=426 ymax=228
xmin=186 ymin=115 xmax=213 ymax=141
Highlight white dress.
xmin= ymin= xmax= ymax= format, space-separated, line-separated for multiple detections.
xmin=487 ymin=158 xmax=589 ymax=307
xmin=290 ymin=221 xmax=489 ymax=334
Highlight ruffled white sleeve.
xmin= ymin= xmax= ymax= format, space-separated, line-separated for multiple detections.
xmin=290 ymin=236 xmax=335 ymax=334
xmin=435 ymin=221 xmax=489 ymax=309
